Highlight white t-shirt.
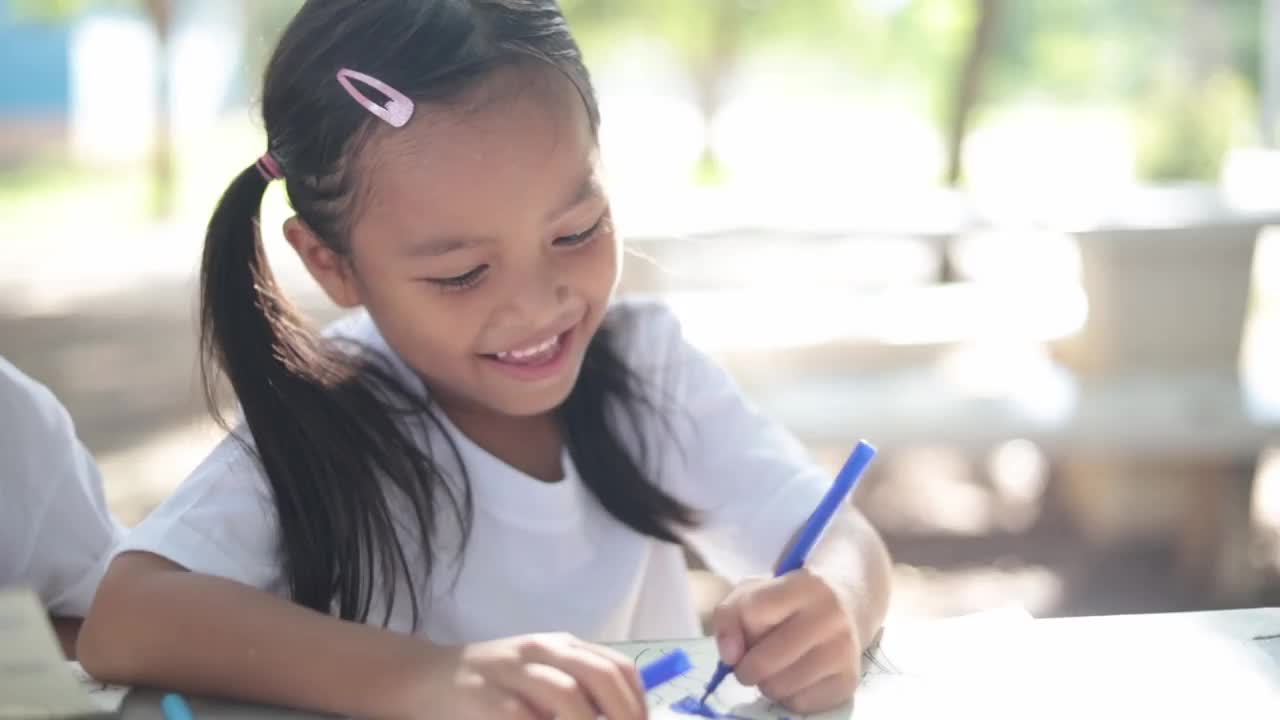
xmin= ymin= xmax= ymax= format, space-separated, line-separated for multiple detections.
xmin=117 ymin=299 xmax=830 ymax=642
xmin=0 ymin=357 xmax=123 ymax=617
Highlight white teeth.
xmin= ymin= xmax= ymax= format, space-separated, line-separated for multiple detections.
xmin=496 ymin=334 xmax=559 ymax=360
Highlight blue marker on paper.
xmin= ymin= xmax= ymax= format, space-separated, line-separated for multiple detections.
xmin=641 ymin=648 xmax=693 ymax=691
xmin=699 ymin=440 xmax=877 ymax=705
xmin=161 ymin=693 xmax=196 ymax=720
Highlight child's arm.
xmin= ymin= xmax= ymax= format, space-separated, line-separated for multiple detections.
xmin=80 ymin=551 xmax=438 ymax=717
xmin=0 ymin=357 xmax=122 ymax=626
xmin=80 ymin=552 xmax=647 ymax=720
xmin=611 ymin=302 xmax=893 ymax=713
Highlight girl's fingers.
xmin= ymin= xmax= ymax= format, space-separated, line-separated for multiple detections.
xmin=780 ymin=671 xmax=858 ymax=715
xmin=735 ymin=605 xmax=841 ymax=688
xmin=757 ymin=636 xmax=852 ymax=701
xmin=709 ymin=600 xmax=749 ymax=667
xmin=503 ymin=662 xmax=597 ymax=720
xmin=572 ymin=640 xmax=649 ymax=713
xmin=478 ymin=692 xmax=544 ymax=720
xmin=521 ymin=638 xmax=645 ymax=720
xmin=713 ymin=577 xmax=797 ymax=652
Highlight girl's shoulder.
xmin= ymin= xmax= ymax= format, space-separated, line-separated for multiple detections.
xmin=0 ymin=356 xmax=63 ymax=429
xmin=601 ymin=295 xmax=686 ymax=360
xmin=601 ymin=296 xmax=717 ymax=405
xmin=0 ymin=356 xmax=82 ymax=465
xmin=322 ymin=310 xmax=418 ymax=382
xmin=321 ymin=309 xmax=387 ymax=355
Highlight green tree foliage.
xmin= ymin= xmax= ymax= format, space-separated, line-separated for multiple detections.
xmin=15 ymin=0 xmax=1265 ymax=184
xmin=12 ymin=0 xmax=181 ymax=214
xmin=563 ymin=0 xmax=864 ymax=184
xmin=565 ymin=0 xmax=1264 ymax=183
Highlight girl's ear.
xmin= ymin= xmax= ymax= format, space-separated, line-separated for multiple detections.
xmin=283 ymin=216 xmax=363 ymax=308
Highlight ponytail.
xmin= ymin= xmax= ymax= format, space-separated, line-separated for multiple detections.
xmin=199 ymin=163 xmax=469 ymax=627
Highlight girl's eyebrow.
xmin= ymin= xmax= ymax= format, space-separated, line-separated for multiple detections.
xmin=403 ymin=234 xmax=490 ymax=258
xmin=402 ymin=169 xmax=602 ymax=259
xmin=547 ymin=171 xmax=603 ymax=222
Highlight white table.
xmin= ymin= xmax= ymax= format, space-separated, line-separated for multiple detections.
xmin=104 ymin=608 xmax=1280 ymax=719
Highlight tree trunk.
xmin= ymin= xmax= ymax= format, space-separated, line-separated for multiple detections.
xmin=690 ymin=0 xmax=742 ymax=185
xmin=1183 ymin=0 xmax=1227 ymax=85
xmin=144 ymin=0 xmax=175 ymax=218
xmin=943 ymin=0 xmax=1002 ymax=187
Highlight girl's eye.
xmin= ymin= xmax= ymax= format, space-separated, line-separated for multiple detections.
xmin=426 ymin=264 xmax=488 ymax=291
xmin=554 ymin=215 xmax=606 ymax=247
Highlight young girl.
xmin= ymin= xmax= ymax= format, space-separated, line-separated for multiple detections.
xmin=79 ymin=1 xmax=891 ymax=718
xmin=0 ymin=356 xmax=123 ymax=658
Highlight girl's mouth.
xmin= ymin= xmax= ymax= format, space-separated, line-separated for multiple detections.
xmin=481 ymin=325 xmax=578 ymax=381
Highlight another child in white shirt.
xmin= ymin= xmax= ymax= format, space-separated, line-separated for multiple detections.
xmin=0 ymin=356 xmax=122 ymax=657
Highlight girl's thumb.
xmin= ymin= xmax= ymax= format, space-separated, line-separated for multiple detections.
xmin=711 ymin=604 xmax=746 ymax=664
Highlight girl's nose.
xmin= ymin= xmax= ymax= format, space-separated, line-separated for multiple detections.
xmin=507 ymin=263 xmax=569 ymax=325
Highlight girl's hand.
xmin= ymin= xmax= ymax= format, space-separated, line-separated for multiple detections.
xmin=413 ymin=632 xmax=648 ymax=720
xmin=709 ymin=570 xmax=860 ymax=713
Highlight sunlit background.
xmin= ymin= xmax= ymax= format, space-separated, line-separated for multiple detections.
xmin=3 ymin=0 xmax=1280 ymax=622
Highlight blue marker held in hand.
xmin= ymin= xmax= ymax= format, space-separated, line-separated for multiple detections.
xmin=700 ymin=440 xmax=877 ymax=706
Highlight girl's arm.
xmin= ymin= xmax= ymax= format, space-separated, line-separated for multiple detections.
xmin=79 ymin=551 xmax=437 ymax=718
xmin=80 ymin=552 xmax=649 ymax=720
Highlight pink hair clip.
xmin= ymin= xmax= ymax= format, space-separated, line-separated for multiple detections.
xmin=336 ymin=68 xmax=414 ymax=128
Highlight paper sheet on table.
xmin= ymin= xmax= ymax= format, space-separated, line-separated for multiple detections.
xmin=611 ymin=606 xmax=1280 ymax=720
xmin=610 ymin=607 xmax=1033 ymax=720
xmin=0 ymin=587 xmax=117 ymax=719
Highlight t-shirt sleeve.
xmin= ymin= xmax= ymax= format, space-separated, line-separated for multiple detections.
xmin=0 ymin=359 xmax=122 ymax=617
xmin=114 ymin=432 xmax=286 ymax=595
xmin=609 ymin=300 xmax=831 ymax=583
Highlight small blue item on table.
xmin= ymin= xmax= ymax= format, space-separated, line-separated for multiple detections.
xmin=640 ymin=647 xmax=693 ymax=691
xmin=161 ymin=692 xmax=196 ymax=720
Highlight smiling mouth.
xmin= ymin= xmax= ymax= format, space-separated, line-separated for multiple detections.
xmin=488 ymin=333 xmax=562 ymax=365
xmin=482 ymin=322 xmax=580 ymax=369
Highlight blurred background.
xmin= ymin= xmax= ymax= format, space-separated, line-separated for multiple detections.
xmin=3 ymin=0 xmax=1280 ymax=622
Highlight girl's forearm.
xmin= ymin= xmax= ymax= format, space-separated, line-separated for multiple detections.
xmin=78 ymin=552 xmax=440 ymax=719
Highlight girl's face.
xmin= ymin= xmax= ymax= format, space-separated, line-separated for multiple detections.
xmin=335 ymin=65 xmax=619 ymax=422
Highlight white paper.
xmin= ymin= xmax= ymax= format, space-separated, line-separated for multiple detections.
xmin=0 ymin=588 xmax=111 ymax=719
xmin=68 ymin=661 xmax=130 ymax=714
xmin=610 ymin=609 xmax=1034 ymax=720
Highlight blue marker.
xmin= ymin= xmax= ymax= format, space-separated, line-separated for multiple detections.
xmin=700 ymin=440 xmax=877 ymax=705
xmin=641 ymin=648 xmax=693 ymax=691
xmin=161 ymin=693 xmax=196 ymax=720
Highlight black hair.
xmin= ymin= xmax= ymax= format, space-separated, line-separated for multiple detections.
xmin=201 ymin=0 xmax=696 ymax=628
